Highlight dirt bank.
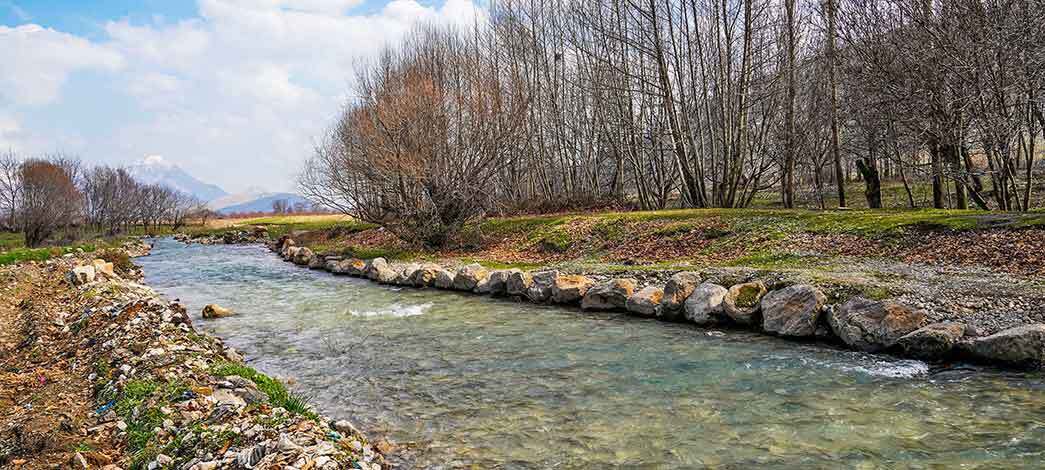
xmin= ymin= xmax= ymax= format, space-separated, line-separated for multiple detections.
xmin=0 ymin=243 xmax=387 ymax=469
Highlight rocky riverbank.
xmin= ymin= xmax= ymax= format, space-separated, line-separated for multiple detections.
xmin=0 ymin=241 xmax=386 ymax=469
xmin=268 ymin=235 xmax=1045 ymax=370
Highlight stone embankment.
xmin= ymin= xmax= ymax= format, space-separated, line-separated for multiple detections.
xmin=0 ymin=240 xmax=385 ymax=469
xmin=175 ymin=227 xmax=269 ymax=246
xmin=271 ymin=236 xmax=1045 ymax=369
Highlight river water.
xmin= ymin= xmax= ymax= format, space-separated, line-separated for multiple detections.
xmin=139 ymin=238 xmax=1045 ymax=469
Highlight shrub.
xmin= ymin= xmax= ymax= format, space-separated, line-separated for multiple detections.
xmin=97 ymin=248 xmax=134 ymax=276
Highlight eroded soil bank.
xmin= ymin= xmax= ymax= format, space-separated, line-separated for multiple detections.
xmin=0 ymin=242 xmax=387 ymax=469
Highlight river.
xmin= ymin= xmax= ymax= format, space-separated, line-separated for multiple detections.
xmin=139 ymin=238 xmax=1045 ymax=468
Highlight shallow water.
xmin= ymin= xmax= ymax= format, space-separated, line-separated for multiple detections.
xmin=139 ymin=239 xmax=1045 ymax=469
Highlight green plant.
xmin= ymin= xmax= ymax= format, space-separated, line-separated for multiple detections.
xmin=210 ymin=362 xmax=318 ymax=420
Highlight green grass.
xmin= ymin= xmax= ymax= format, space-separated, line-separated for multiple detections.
xmin=210 ymin=361 xmax=318 ymax=420
xmin=0 ymin=243 xmax=100 ymax=265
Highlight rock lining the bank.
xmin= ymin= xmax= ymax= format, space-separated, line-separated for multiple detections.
xmin=261 ymin=236 xmax=1045 ymax=369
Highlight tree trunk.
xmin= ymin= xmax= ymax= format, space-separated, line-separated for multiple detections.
xmin=855 ymin=158 xmax=882 ymax=208
xmin=825 ymin=0 xmax=846 ymax=208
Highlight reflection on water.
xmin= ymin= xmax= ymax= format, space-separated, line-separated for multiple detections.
xmin=139 ymin=238 xmax=1045 ymax=469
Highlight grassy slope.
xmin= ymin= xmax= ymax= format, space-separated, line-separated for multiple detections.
xmin=206 ymin=209 xmax=1045 ymax=271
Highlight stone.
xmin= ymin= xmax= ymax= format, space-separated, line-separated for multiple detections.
xmin=307 ymin=255 xmax=326 ymax=270
xmin=410 ymin=263 xmax=444 ymax=287
xmin=684 ymin=283 xmax=728 ymax=325
xmin=333 ymin=419 xmax=360 ymax=436
xmin=760 ymin=285 xmax=826 ymax=338
xmin=210 ymin=389 xmax=246 ymax=409
xmin=625 ymin=286 xmax=663 ymax=317
xmin=324 ymin=259 xmax=344 ymax=274
xmin=67 ymin=265 xmax=96 ymax=286
xmin=659 ymin=272 xmax=702 ymax=320
xmin=896 ymin=322 xmax=966 ymax=360
xmin=92 ymin=259 xmax=116 ymax=278
xmin=506 ymin=271 xmax=533 ymax=296
xmin=433 ymin=269 xmax=456 ymax=289
xmin=345 ymin=258 xmax=367 ymax=276
xmin=364 ymin=258 xmax=397 ymax=284
xmin=828 ymin=297 xmax=927 ymax=352
xmin=202 ymin=304 xmax=234 ymax=319
xmin=550 ymin=274 xmax=594 ymax=304
xmin=581 ymin=279 xmax=637 ymax=311
xmin=453 ymin=264 xmax=489 ymax=291
xmin=722 ymin=281 xmax=767 ymax=325
xmin=526 ymin=271 xmax=559 ymax=303
xmin=395 ymin=265 xmax=420 ymax=286
xmin=292 ymin=247 xmax=314 ymax=266
xmin=477 ymin=269 xmax=517 ymax=295
xmin=960 ymin=324 xmax=1045 ymax=368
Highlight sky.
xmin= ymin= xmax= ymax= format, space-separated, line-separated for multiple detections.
xmin=0 ymin=0 xmax=483 ymax=194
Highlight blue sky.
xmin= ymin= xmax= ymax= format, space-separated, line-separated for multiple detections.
xmin=0 ymin=0 xmax=480 ymax=194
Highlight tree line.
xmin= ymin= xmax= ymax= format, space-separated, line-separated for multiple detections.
xmin=0 ymin=151 xmax=208 ymax=247
xmin=301 ymin=0 xmax=1044 ymax=247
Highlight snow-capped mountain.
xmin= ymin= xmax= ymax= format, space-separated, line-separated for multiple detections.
xmin=127 ymin=155 xmax=228 ymax=202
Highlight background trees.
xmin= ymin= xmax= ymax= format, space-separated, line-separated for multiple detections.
xmin=295 ymin=0 xmax=1037 ymax=246
xmin=0 ymin=153 xmax=208 ymax=247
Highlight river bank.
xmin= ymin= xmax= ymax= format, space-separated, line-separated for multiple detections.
xmin=0 ymin=241 xmax=387 ymax=469
xmin=202 ymin=229 xmax=1045 ymax=371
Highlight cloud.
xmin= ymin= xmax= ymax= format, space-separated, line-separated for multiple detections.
xmin=0 ymin=112 xmax=23 ymax=151
xmin=0 ymin=24 xmax=124 ymax=106
xmin=0 ymin=1 xmax=484 ymax=193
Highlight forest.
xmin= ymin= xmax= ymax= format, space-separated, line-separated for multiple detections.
xmin=0 ymin=152 xmax=208 ymax=248
xmin=300 ymin=0 xmax=1045 ymax=246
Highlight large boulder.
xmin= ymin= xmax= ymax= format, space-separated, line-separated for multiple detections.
xmin=960 ymin=324 xmax=1045 ymax=368
xmin=337 ymin=258 xmax=366 ymax=276
xmin=202 ymin=304 xmax=234 ymax=319
xmin=282 ymin=245 xmax=300 ymax=260
xmin=828 ymin=297 xmax=927 ymax=352
xmin=477 ymin=269 xmax=519 ymax=296
xmin=550 ymin=274 xmax=595 ymax=304
xmin=896 ymin=322 xmax=966 ymax=360
xmin=659 ymin=272 xmax=702 ymax=320
xmin=410 ymin=263 xmax=445 ymax=288
xmin=626 ymin=286 xmax=663 ymax=317
xmin=433 ymin=269 xmax=456 ymax=289
xmin=67 ymin=265 xmax=96 ymax=286
xmin=453 ymin=264 xmax=489 ymax=291
xmin=722 ymin=281 xmax=767 ymax=325
xmin=307 ymin=254 xmax=326 ymax=270
xmin=278 ymin=238 xmax=295 ymax=256
xmin=760 ymin=285 xmax=826 ymax=338
xmin=581 ymin=279 xmax=637 ymax=311
xmin=506 ymin=271 xmax=533 ymax=297
xmin=292 ymin=247 xmax=314 ymax=266
xmin=684 ymin=283 xmax=728 ymax=326
xmin=324 ymin=259 xmax=345 ymax=274
xmin=395 ymin=264 xmax=420 ymax=286
xmin=365 ymin=258 xmax=398 ymax=284
xmin=526 ymin=271 xmax=559 ymax=303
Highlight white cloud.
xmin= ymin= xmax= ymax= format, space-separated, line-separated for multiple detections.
xmin=0 ymin=24 xmax=124 ymax=106
xmin=0 ymin=1 xmax=484 ymax=193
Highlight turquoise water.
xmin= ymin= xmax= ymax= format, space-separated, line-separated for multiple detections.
xmin=139 ymin=239 xmax=1045 ymax=469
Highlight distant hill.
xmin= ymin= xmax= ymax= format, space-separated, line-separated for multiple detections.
xmin=127 ymin=156 xmax=228 ymax=202
xmin=217 ymin=192 xmax=312 ymax=215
